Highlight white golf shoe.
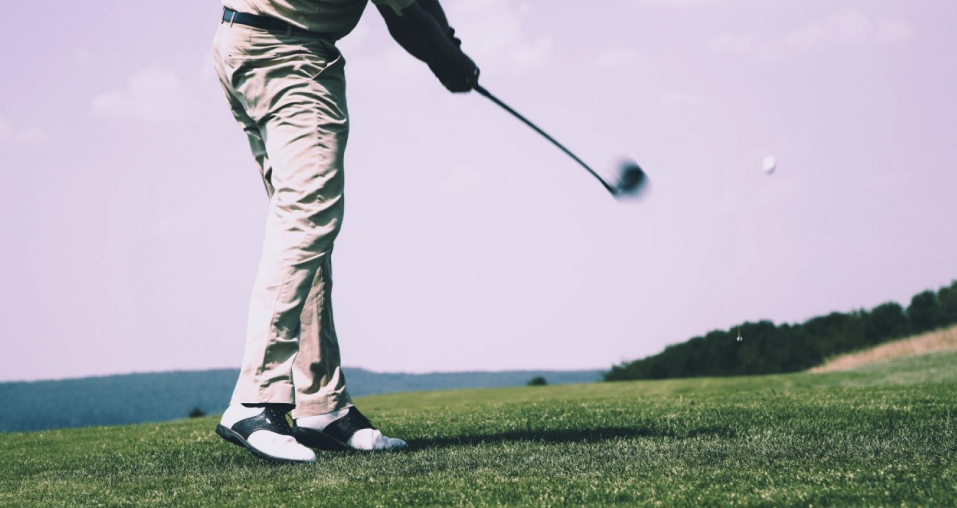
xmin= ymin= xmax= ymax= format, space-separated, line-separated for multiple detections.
xmin=216 ymin=404 xmax=317 ymax=463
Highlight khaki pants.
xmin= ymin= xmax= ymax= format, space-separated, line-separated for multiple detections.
xmin=212 ymin=21 xmax=352 ymax=418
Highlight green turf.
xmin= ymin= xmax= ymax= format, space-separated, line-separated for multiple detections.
xmin=3 ymin=352 xmax=957 ymax=507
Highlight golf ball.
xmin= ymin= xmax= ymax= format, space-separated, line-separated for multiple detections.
xmin=763 ymin=156 xmax=777 ymax=174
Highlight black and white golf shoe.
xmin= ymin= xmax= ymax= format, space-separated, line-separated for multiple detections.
xmin=293 ymin=407 xmax=407 ymax=452
xmin=216 ymin=404 xmax=317 ymax=464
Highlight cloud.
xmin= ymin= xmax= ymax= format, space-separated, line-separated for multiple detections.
xmin=445 ymin=1 xmax=554 ymax=67
xmin=74 ymin=49 xmax=91 ymax=64
xmin=637 ymin=0 xmax=719 ymax=6
xmin=595 ymin=48 xmax=647 ymax=69
xmin=379 ymin=46 xmax=427 ymax=78
xmin=784 ymin=9 xmax=914 ymax=50
xmin=92 ymin=66 xmax=200 ymax=123
xmin=659 ymin=91 xmax=701 ymax=107
xmin=435 ymin=164 xmax=487 ymax=201
xmin=707 ymin=33 xmax=753 ymax=54
xmin=512 ymin=37 xmax=554 ymax=66
xmin=0 ymin=117 xmax=48 ymax=145
xmin=709 ymin=9 xmax=914 ymax=57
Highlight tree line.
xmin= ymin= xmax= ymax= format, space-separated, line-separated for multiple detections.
xmin=604 ymin=280 xmax=957 ymax=381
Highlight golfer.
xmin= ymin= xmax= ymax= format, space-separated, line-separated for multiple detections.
xmin=211 ymin=0 xmax=478 ymax=463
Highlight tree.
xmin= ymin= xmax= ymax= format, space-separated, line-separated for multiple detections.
xmin=527 ymin=376 xmax=548 ymax=386
xmin=188 ymin=407 xmax=206 ymax=418
xmin=907 ymin=290 xmax=946 ymax=333
xmin=603 ymin=278 xmax=957 ymax=383
xmin=862 ymin=302 xmax=907 ymax=344
xmin=938 ymin=281 xmax=957 ymax=326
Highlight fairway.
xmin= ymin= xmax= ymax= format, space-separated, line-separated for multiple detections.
xmin=3 ymin=352 xmax=956 ymax=508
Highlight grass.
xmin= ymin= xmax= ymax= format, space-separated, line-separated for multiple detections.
xmin=2 ymin=352 xmax=957 ymax=507
xmin=812 ymin=325 xmax=957 ymax=373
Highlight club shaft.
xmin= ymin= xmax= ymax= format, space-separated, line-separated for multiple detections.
xmin=474 ymin=85 xmax=616 ymax=195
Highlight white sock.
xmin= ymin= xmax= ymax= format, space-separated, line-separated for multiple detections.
xmin=221 ymin=404 xmax=269 ymax=427
xmin=346 ymin=428 xmax=407 ymax=451
xmin=296 ymin=407 xmax=351 ymax=431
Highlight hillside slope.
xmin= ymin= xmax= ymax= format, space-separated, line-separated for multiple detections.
xmin=812 ymin=325 xmax=957 ymax=373
xmin=2 ymin=352 xmax=956 ymax=507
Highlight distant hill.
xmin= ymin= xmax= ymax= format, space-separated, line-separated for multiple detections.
xmin=0 ymin=367 xmax=601 ymax=433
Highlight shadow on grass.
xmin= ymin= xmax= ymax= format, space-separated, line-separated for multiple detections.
xmin=212 ymin=426 xmax=738 ymax=461
xmin=404 ymin=425 xmax=737 ymax=451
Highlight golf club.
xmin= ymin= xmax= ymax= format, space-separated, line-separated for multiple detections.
xmin=474 ymin=84 xmax=647 ymax=198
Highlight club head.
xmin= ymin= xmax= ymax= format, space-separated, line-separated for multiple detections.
xmin=613 ymin=160 xmax=648 ymax=197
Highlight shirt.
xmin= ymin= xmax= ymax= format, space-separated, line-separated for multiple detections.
xmin=223 ymin=0 xmax=415 ymax=39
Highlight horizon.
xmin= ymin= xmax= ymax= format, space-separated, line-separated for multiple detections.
xmin=2 ymin=276 xmax=951 ymax=385
xmin=0 ymin=364 xmax=605 ymax=385
xmin=2 ymin=0 xmax=956 ymax=382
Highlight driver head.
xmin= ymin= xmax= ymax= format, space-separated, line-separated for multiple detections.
xmin=615 ymin=160 xmax=648 ymax=197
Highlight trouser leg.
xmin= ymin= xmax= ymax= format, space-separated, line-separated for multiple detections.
xmin=290 ymin=252 xmax=353 ymax=419
xmin=212 ymin=24 xmax=353 ymax=408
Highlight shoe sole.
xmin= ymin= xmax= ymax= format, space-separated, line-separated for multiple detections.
xmin=215 ymin=424 xmax=314 ymax=464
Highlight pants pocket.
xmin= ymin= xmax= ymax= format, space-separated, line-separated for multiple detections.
xmin=297 ymin=39 xmax=344 ymax=81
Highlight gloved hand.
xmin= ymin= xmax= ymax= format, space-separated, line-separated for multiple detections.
xmin=440 ymin=63 xmax=480 ymax=93
xmin=448 ymin=27 xmax=462 ymax=47
xmin=429 ymin=26 xmax=480 ymax=93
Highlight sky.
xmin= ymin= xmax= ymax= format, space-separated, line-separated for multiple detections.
xmin=1 ymin=0 xmax=955 ymax=382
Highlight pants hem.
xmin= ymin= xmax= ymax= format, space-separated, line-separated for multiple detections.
xmin=290 ymin=397 xmax=353 ymax=419
xmin=230 ymin=382 xmax=296 ymax=406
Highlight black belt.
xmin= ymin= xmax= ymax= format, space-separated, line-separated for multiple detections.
xmin=222 ymin=7 xmax=310 ymax=35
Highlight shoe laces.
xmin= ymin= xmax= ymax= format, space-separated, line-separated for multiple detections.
xmin=262 ymin=405 xmax=292 ymax=432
